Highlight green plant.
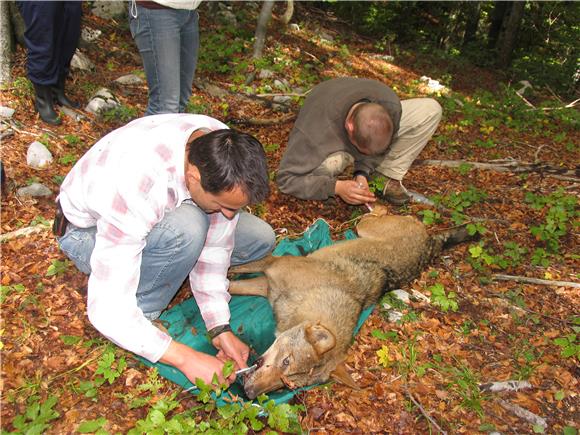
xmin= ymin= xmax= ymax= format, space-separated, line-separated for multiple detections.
xmin=418 ymin=209 xmax=442 ymax=225
xmin=59 ymin=154 xmax=77 ymax=165
xmin=368 ymin=175 xmax=386 ymax=195
xmin=428 ymin=283 xmax=458 ymax=312
xmin=77 ymin=417 xmax=108 ymax=434
xmin=102 ymin=105 xmax=139 ymax=123
xmin=46 ymin=259 xmax=70 ymax=277
xmin=525 ymin=188 xmax=578 ymax=254
xmin=64 ymin=134 xmax=82 ymax=146
xmin=30 ymin=215 xmax=51 ymax=227
xmin=77 ymin=345 xmax=127 ymax=399
xmin=445 ymin=362 xmax=485 ymax=417
xmin=553 ymin=334 xmax=579 ymax=360
xmin=185 ymin=96 xmax=209 ymax=114
xmin=0 ymin=283 xmax=26 ymax=303
xmin=263 ymin=142 xmax=280 ymax=153
xmin=7 ymin=395 xmax=60 ymax=434
xmin=371 ymin=329 xmax=399 ymax=342
xmin=513 ymin=340 xmax=542 ymax=380
xmin=52 ymin=175 xmax=65 ymax=185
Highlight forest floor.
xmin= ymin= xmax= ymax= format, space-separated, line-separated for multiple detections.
xmin=1 ymin=3 xmax=579 ymax=434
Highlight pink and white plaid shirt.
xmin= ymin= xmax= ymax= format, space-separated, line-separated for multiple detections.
xmin=59 ymin=114 xmax=238 ymax=363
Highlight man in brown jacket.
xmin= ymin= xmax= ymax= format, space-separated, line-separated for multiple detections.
xmin=277 ymin=77 xmax=442 ymax=206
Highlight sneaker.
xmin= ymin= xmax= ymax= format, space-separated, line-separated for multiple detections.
xmin=381 ymin=178 xmax=411 ymax=206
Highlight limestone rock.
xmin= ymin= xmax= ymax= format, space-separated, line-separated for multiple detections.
xmin=27 ymin=141 xmax=53 ymax=169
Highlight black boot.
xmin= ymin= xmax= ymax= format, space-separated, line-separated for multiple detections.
xmin=52 ymin=75 xmax=80 ymax=109
xmin=33 ymin=83 xmax=61 ymax=125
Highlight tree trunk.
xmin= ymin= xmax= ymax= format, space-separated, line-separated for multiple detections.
xmin=252 ymin=0 xmax=275 ymax=59
xmin=462 ymin=1 xmax=481 ymax=46
xmin=281 ymin=0 xmax=294 ymax=26
xmin=488 ymin=1 xmax=509 ymax=49
xmin=0 ymin=0 xmax=13 ymax=85
xmin=496 ymin=1 xmax=526 ymax=68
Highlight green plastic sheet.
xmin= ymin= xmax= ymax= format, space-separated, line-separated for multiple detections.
xmin=140 ymin=219 xmax=374 ymax=404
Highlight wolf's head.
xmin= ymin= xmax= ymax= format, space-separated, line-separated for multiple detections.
xmin=243 ymin=321 xmax=357 ymax=399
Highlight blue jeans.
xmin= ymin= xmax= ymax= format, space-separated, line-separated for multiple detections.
xmin=57 ymin=202 xmax=275 ymax=319
xmin=129 ymin=5 xmax=199 ymax=115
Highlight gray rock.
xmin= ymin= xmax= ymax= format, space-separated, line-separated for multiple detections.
xmin=203 ymin=83 xmax=229 ymax=99
xmin=289 ymin=23 xmax=300 ymax=32
xmin=114 ymin=74 xmax=144 ymax=85
xmin=320 ymin=31 xmax=334 ymax=43
xmin=85 ymin=88 xmax=120 ymax=115
xmin=391 ymin=289 xmax=411 ymax=304
xmin=258 ymin=69 xmax=274 ymax=80
xmin=273 ymin=95 xmax=291 ymax=104
xmin=273 ymin=79 xmax=290 ymax=91
xmin=17 ymin=182 xmax=52 ymax=198
xmin=0 ymin=106 xmax=15 ymax=119
xmin=91 ymin=1 xmax=126 ymax=19
xmin=70 ymin=49 xmax=95 ymax=71
xmin=81 ymin=27 xmax=102 ymax=43
xmin=27 ymin=141 xmax=53 ymax=169
xmin=61 ymin=106 xmax=86 ymax=122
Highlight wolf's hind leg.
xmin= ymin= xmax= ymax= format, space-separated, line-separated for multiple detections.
xmin=229 ymin=255 xmax=276 ymax=274
xmin=229 ymin=276 xmax=269 ymax=297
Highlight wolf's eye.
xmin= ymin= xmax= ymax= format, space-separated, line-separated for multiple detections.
xmin=282 ymin=357 xmax=290 ymax=366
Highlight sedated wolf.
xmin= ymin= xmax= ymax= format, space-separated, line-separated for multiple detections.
xmin=228 ymin=206 xmax=476 ymax=399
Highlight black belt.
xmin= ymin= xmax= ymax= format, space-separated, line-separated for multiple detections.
xmin=53 ymin=200 xmax=69 ymax=237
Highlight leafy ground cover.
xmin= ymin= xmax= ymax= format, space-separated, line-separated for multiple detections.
xmin=1 ymin=3 xmax=578 ymax=434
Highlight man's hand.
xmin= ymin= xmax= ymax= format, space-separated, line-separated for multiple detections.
xmin=335 ymin=178 xmax=376 ymax=205
xmin=160 ymin=340 xmax=233 ymax=386
xmin=212 ymin=331 xmax=250 ymax=371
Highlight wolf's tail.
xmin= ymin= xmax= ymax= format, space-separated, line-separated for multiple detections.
xmin=426 ymin=225 xmax=479 ymax=260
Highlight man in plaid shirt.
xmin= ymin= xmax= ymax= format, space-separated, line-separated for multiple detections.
xmin=55 ymin=114 xmax=275 ymax=386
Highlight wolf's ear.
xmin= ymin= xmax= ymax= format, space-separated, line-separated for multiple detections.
xmin=330 ymin=362 xmax=360 ymax=390
xmin=305 ymin=323 xmax=336 ymax=356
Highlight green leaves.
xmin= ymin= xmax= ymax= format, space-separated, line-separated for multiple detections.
xmin=553 ymin=334 xmax=579 ymax=360
xmin=428 ymin=283 xmax=458 ymax=313
xmin=77 ymin=417 xmax=108 ymax=433
xmin=10 ymin=395 xmax=60 ymax=435
xmin=46 ymin=259 xmax=70 ymax=277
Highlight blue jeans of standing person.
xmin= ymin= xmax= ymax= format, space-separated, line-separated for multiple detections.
xmin=16 ymin=1 xmax=82 ymax=85
xmin=57 ymin=202 xmax=276 ymax=319
xmin=129 ymin=4 xmax=199 ymax=115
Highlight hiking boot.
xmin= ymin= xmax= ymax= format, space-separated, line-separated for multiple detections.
xmin=52 ymin=75 xmax=80 ymax=109
xmin=381 ymin=178 xmax=411 ymax=206
xmin=33 ymin=83 xmax=61 ymax=125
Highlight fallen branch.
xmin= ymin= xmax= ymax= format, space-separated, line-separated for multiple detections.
xmin=227 ymin=114 xmax=296 ymax=126
xmin=492 ymin=274 xmax=580 ymax=289
xmin=414 ymin=159 xmax=579 ymax=182
xmin=497 ymin=399 xmax=547 ymax=430
xmin=0 ymin=221 xmax=53 ymax=242
xmin=527 ymin=97 xmax=580 ymax=111
xmin=479 ymin=380 xmax=532 ymax=393
xmin=406 ymin=388 xmax=448 ymax=435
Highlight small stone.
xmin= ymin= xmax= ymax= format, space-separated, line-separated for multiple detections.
xmin=0 ymin=106 xmax=15 ymax=119
xmin=258 ymin=69 xmax=274 ymax=80
xmin=273 ymin=95 xmax=291 ymax=104
xmin=391 ymin=289 xmax=411 ymax=304
xmin=61 ymin=107 xmax=86 ymax=122
xmin=85 ymin=88 xmax=120 ymax=115
xmin=27 ymin=141 xmax=53 ymax=169
xmin=114 ymin=74 xmax=144 ymax=85
xmin=70 ymin=49 xmax=95 ymax=71
xmin=17 ymin=182 xmax=52 ymax=198
xmin=91 ymin=1 xmax=126 ymax=19
xmin=81 ymin=27 xmax=102 ymax=43
xmin=289 ymin=23 xmax=300 ymax=32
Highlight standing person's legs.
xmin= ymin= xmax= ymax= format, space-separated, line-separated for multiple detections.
xmin=178 ymin=10 xmax=199 ymax=112
xmin=57 ymin=202 xmax=210 ymax=319
xmin=129 ymin=6 xmax=182 ymax=115
xmin=375 ymin=98 xmax=442 ymax=181
xmin=58 ymin=1 xmax=82 ymax=77
xmin=16 ymin=1 xmax=59 ymax=85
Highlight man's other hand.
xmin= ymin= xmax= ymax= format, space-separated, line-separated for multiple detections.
xmin=335 ymin=179 xmax=376 ymax=205
xmin=160 ymin=340 xmax=232 ymax=386
xmin=212 ymin=331 xmax=250 ymax=372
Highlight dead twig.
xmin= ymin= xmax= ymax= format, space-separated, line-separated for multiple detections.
xmin=492 ymin=273 xmax=580 ymax=289
xmin=227 ymin=114 xmax=296 ymax=126
xmin=497 ymin=399 xmax=547 ymax=430
xmin=0 ymin=221 xmax=53 ymax=243
xmin=406 ymin=387 xmax=448 ymax=435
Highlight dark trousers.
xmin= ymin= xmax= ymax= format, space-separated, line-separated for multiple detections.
xmin=16 ymin=1 xmax=82 ymax=86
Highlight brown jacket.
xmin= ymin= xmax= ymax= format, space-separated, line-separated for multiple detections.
xmin=277 ymin=78 xmax=401 ymax=200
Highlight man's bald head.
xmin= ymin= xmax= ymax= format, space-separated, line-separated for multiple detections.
xmin=349 ymin=103 xmax=393 ymax=155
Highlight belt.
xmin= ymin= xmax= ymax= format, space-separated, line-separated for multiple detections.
xmin=136 ymin=1 xmax=172 ymax=10
xmin=53 ymin=200 xmax=69 ymax=237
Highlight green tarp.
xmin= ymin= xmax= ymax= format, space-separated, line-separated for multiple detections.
xmin=140 ymin=219 xmax=374 ymax=404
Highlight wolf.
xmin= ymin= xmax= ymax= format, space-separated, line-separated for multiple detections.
xmin=228 ymin=206 xmax=475 ymax=399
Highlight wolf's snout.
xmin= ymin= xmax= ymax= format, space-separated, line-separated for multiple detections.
xmin=254 ymin=356 xmax=265 ymax=368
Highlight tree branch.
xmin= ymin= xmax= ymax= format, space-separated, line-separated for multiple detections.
xmin=492 ymin=273 xmax=580 ymax=288
xmin=406 ymin=388 xmax=448 ymax=435
xmin=0 ymin=221 xmax=53 ymax=243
